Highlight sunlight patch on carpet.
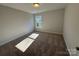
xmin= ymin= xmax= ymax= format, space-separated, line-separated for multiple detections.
xmin=15 ymin=33 xmax=39 ymax=52
xmin=15 ymin=38 xmax=34 ymax=52
xmin=28 ymin=33 xmax=39 ymax=39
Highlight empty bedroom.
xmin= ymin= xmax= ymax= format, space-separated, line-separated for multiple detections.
xmin=0 ymin=3 xmax=79 ymax=56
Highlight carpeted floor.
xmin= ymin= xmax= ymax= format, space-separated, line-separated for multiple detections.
xmin=0 ymin=31 xmax=69 ymax=56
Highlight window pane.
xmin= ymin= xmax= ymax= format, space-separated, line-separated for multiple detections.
xmin=35 ymin=16 xmax=43 ymax=28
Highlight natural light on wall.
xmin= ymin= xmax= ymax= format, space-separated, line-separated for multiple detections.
xmin=15 ymin=33 xmax=39 ymax=52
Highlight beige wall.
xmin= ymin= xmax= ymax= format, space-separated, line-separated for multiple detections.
xmin=35 ymin=9 xmax=64 ymax=34
xmin=0 ymin=5 xmax=34 ymax=46
xmin=64 ymin=4 xmax=79 ymax=55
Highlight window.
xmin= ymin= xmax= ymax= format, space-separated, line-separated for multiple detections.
xmin=35 ymin=16 xmax=43 ymax=28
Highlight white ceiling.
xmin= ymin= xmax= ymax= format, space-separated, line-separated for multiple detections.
xmin=0 ymin=3 xmax=67 ymax=14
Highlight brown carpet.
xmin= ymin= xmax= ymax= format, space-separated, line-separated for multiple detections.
xmin=0 ymin=31 xmax=69 ymax=56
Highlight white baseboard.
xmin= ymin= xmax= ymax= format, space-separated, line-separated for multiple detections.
xmin=36 ymin=30 xmax=63 ymax=35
